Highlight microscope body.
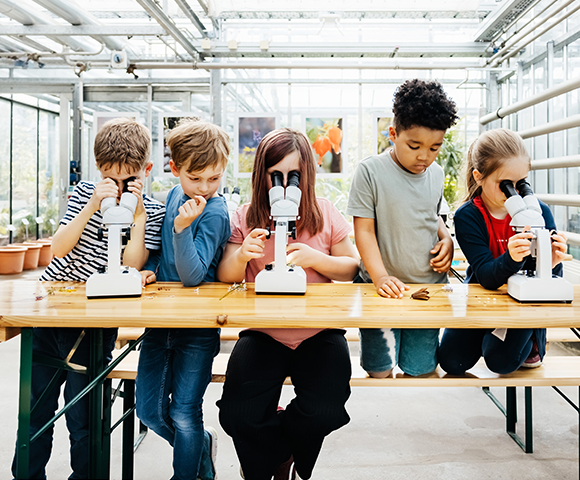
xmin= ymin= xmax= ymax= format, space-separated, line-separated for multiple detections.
xmin=254 ymin=171 xmax=307 ymax=295
xmin=501 ymin=179 xmax=573 ymax=303
xmin=86 ymin=192 xmax=142 ymax=298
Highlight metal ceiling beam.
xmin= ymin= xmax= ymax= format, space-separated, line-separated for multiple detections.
xmin=30 ymin=0 xmax=130 ymax=52
xmin=473 ymin=0 xmax=539 ymax=42
xmin=0 ymin=25 xmax=167 ymax=36
xmin=200 ymin=42 xmax=490 ymax=58
xmin=0 ymin=0 xmax=97 ymax=52
xmin=195 ymin=0 xmax=219 ymax=32
xmin=174 ymin=0 xmax=209 ymax=38
xmin=134 ymin=0 xmax=199 ymax=59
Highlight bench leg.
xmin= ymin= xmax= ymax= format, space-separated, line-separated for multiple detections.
xmin=551 ymin=386 xmax=580 ymax=480
xmin=135 ymin=421 xmax=148 ymax=452
xmin=482 ymin=386 xmax=533 ymax=453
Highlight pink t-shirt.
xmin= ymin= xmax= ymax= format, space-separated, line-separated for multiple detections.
xmin=229 ymin=197 xmax=352 ymax=349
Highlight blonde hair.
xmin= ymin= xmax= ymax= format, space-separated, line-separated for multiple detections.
xmin=94 ymin=118 xmax=151 ymax=172
xmin=463 ymin=128 xmax=530 ymax=203
xmin=166 ymin=119 xmax=230 ymax=173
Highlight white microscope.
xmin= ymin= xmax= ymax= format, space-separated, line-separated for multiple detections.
xmin=86 ymin=181 xmax=142 ymax=298
xmin=254 ymin=170 xmax=307 ymax=295
xmin=501 ymin=178 xmax=573 ymax=303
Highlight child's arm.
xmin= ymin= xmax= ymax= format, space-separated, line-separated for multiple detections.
xmin=122 ymin=177 xmax=149 ymax=270
xmin=51 ymin=179 xmax=118 ymax=258
xmin=173 ymin=206 xmax=231 ymax=287
xmin=353 ymin=216 xmax=409 ymax=298
xmin=217 ymin=228 xmax=269 ymax=283
xmin=430 ymin=217 xmax=454 ymax=273
xmin=286 ymin=235 xmax=358 ymax=282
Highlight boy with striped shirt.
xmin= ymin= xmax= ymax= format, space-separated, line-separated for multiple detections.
xmin=13 ymin=118 xmax=165 ymax=480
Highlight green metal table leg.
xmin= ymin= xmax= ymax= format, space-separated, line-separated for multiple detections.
xmin=15 ymin=327 xmax=33 ymax=480
xmin=122 ymin=380 xmax=135 ymax=480
xmin=524 ymin=386 xmax=533 ymax=453
xmin=506 ymin=386 xmax=517 ymax=436
xmin=88 ymin=328 xmax=107 ymax=480
xmin=102 ymin=378 xmax=112 ymax=474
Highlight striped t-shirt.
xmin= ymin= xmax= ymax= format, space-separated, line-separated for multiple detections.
xmin=41 ymin=181 xmax=165 ymax=282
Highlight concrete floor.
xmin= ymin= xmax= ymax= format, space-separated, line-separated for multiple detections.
xmin=0 ymin=269 xmax=578 ymax=479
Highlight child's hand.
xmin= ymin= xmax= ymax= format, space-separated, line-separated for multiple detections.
xmin=430 ymin=237 xmax=454 ymax=273
xmin=551 ymin=231 xmax=569 ymax=267
xmin=286 ymin=242 xmax=322 ymax=269
xmin=508 ymin=226 xmax=534 ymax=262
xmin=375 ymin=275 xmax=409 ymax=299
xmin=125 ymin=177 xmax=146 ymax=219
xmin=240 ymin=228 xmax=269 ymax=262
xmin=140 ymin=270 xmax=156 ymax=286
xmin=89 ymin=178 xmax=118 ymax=213
xmin=174 ymin=196 xmax=207 ymax=234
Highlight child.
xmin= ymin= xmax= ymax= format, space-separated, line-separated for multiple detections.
xmin=347 ymin=79 xmax=458 ymax=378
xmin=216 ymin=128 xmax=359 ymax=480
xmin=438 ymin=128 xmax=569 ymax=375
xmin=13 ymin=118 xmax=165 ymax=480
xmin=136 ymin=120 xmax=231 ymax=480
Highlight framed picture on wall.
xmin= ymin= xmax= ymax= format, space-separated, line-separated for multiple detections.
xmin=374 ymin=115 xmax=393 ymax=155
xmin=234 ymin=114 xmax=279 ymax=178
xmin=159 ymin=113 xmax=202 ymax=176
xmin=303 ymin=116 xmax=346 ymax=177
xmin=90 ymin=112 xmax=141 ymax=182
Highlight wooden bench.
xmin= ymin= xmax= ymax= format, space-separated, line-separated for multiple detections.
xmin=107 ymin=347 xmax=580 ymax=480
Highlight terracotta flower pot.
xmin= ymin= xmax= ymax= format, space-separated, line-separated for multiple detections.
xmin=11 ymin=243 xmax=42 ymax=270
xmin=0 ymin=246 xmax=27 ymax=274
xmin=36 ymin=239 xmax=54 ymax=266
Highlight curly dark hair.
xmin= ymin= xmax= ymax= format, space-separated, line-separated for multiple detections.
xmin=392 ymin=79 xmax=459 ymax=132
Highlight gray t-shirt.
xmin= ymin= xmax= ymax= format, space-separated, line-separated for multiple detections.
xmin=347 ymin=150 xmax=447 ymax=284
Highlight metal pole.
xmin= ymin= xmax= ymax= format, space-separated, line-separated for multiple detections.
xmin=15 ymin=327 xmax=33 ymax=480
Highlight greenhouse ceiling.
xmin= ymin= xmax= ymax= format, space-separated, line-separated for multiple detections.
xmin=0 ymin=0 xmax=554 ymax=77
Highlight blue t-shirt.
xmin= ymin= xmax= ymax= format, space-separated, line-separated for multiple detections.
xmin=144 ymin=185 xmax=231 ymax=286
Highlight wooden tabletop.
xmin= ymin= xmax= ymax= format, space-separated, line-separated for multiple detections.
xmin=0 ymin=280 xmax=578 ymax=330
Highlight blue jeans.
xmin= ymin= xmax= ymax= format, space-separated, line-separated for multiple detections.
xmin=354 ymin=275 xmax=439 ymax=376
xmin=439 ymin=328 xmax=544 ymax=375
xmin=12 ymin=327 xmax=117 ymax=480
xmin=136 ymin=328 xmax=220 ymax=480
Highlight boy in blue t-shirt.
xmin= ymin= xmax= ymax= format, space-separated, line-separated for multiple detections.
xmin=137 ymin=119 xmax=231 ymax=480
xmin=13 ymin=118 xmax=165 ymax=480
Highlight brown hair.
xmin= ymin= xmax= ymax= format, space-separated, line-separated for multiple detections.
xmin=166 ymin=119 xmax=230 ymax=173
xmin=246 ymin=128 xmax=324 ymax=237
xmin=463 ymin=128 xmax=530 ymax=203
xmin=94 ymin=117 xmax=151 ymax=172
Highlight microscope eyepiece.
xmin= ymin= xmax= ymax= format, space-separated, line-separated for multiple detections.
xmin=499 ymin=179 xmax=518 ymax=199
xmin=515 ymin=178 xmax=534 ymax=198
xmin=287 ymin=170 xmax=300 ymax=188
xmin=271 ymin=171 xmax=284 ymax=187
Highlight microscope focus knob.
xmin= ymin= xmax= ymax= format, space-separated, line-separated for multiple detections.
xmin=97 ymin=228 xmax=104 ymax=241
xmin=291 ymin=225 xmax=297 ymax=240
xmin=265 ymin=264 xmax=273 ymax=271
xmin=265 ymin=227 xmax=271 ymax=240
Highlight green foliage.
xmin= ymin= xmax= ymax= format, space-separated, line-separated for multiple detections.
xmin=436 ymin=127 xmax=465 ymax=209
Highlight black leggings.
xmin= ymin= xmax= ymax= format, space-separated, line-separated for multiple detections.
xmin=217 ymin=329 xmax=351 ymax=480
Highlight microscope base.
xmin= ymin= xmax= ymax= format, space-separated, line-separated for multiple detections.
xmin=507 ymin=273 xmax=574 ymax=303
xmin=255 ymin=266 xmax=307 ymax=295
xmin=86 ymin=267 xmax=142 ymax=299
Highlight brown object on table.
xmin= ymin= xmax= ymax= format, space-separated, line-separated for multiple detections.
xmin=411 ymin=287 xmax=430 ymax=301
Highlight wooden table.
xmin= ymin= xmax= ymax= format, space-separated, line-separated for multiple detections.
xmin=1 ymin=280 xmax=579 ymax=480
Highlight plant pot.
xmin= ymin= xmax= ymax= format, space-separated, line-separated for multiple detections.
xmin=0 ymin=246 xmax=27 ymax=274
xmin=36 ymin=239 xmax=54 ymax=266
xmin=11 ymin=243 xmax=42 ymax=270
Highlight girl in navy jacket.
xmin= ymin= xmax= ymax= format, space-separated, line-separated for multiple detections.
xmin=439 ymin=128 xmax=569 ymax=375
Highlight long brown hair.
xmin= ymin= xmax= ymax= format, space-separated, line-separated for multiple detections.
xmin=462 ymin=128 xmax=530 ymax=203
xmin=246 ymin=128 xmax=324 ymax=237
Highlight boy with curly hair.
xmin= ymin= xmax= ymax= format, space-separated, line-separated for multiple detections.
xmin=347 ymin=79 xmax=459 ymax=377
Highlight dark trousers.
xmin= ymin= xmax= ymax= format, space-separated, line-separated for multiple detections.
xmin=12 ymin=327 xmax=117 ymax=480
xmin=438 ymin=328 xmax=539 ymax=375
xmin=217 ymin=329 xmax=351 ymax=480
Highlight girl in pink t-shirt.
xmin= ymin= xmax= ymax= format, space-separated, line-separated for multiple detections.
xmin=217 ymin=128 xmax=359 ymax=480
